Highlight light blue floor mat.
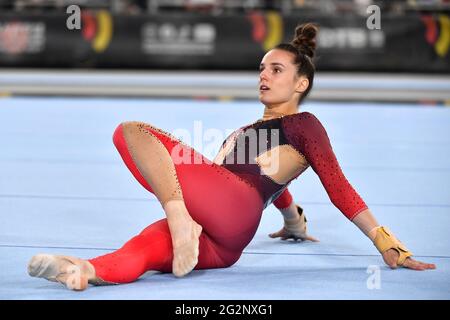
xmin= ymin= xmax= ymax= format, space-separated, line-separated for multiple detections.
xmin=0 ymin=97 xmax=448 ymax=299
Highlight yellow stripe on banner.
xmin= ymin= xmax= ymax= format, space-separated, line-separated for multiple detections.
xmin=263 ymin=11 xmax=283 ymax=52
xmin=444 ymin=99 xmax=450 ymax=106
xmin=0 ymin=92 xmax=11 ymax=98
xmin=93 ymin=10 xmax=113 ymax=53
xmin=219 ymin=96 xmax=234 ymax=102
xmin=436 ymin=15 xmax=450 ymax=57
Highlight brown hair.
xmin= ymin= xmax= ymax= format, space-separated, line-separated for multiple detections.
xmin=274 ymin=23 xmax=318 ymax=104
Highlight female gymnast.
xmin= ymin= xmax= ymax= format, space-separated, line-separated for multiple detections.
xmin=27 ymin=23 xmax=436 ymax=291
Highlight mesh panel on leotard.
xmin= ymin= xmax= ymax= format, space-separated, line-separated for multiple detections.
xmin=121 ymin=121 xmax=184 ymax=207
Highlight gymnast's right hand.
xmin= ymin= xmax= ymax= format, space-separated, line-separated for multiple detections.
xmin=269 ymin=206 xmax=319 ymax=242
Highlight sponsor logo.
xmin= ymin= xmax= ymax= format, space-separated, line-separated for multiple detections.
xmin=0 ymin=21 xmax=45 ymax=55
xmin=81 ymin=10 xmax=113 ymax=53
xmin=247 ymin=11 xmax=283 ymax=52
xmin=421 ymin=14 xmax=450 ymax=57
xmin=142 ymin=22 xmax=216 ymax=55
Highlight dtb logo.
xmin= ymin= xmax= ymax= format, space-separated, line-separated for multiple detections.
xmin=421 ymin=14 xmax=450 ymax=58
xmin=247 ymin=11 xmax=283 ymax=52
xmin=66 ymin=6 xmax=113 ymax=53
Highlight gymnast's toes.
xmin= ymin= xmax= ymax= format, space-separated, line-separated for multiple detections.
xmin=172 ymin=224 xmax=202 ymax=277
xmin=27 ymin=254 xmax=89 ymax=291
xmin=173 ymin=254 xmax=199 ymax=278
xmin=28 ymin=254 xmax=58 ymax=279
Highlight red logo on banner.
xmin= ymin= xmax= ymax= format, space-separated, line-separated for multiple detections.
xmin=247 ymin=12 xmax=266 ymax=42
xmin=421 ymin=14 xmax=450 ymax=57
xmin=0 ymin=22 xmax=30 ymax=54
xmin=247 ymin=11 xmax=283 ymax=52
xmin=81 ymin=10 xmax=112 ymax=53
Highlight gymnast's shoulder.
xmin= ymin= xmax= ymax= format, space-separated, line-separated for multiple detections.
xmin=282 ymin=111 xmax=326 ymax=131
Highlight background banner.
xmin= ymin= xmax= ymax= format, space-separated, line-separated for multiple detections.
xmin=0 ymin=11 xmax=448 ymax=72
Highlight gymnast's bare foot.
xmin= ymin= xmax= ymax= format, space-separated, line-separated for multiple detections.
xmin=28 ymin=254 xmax=96 ymax=291
xmin=164 ymin=199 xmax=202 ymax=277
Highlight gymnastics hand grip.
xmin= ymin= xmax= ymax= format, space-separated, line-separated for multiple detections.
xmin=373 ymin=226 xmax=413 ymax=266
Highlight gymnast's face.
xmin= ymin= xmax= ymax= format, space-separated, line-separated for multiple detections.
xmin=258 ymin=49 xmax=309 ymax=107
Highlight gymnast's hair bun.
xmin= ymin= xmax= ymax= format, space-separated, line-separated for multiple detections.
xmin=290 ymin=23 xmax=318 ymax=59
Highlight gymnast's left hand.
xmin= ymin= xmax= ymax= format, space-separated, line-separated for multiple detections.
xmin=382 ymin=249 xmax=436 ymax=271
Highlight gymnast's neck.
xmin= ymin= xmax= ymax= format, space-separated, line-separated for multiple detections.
xmin=261 ymin=102 xmax=299 ymax=121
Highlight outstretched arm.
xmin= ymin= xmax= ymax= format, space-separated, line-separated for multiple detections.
xmin=282 ymin=113 xmax=436 ymax=270
xmin=353 ymin=208 xmax=435 ymax=270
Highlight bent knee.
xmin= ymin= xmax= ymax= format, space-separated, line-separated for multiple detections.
xmin=120 ymin=121 xmax=145 ymax=129
xmin=113 ymin=121 xmax=148 ymax=144
xmin=119 ymin=121 xmax=145 ymax=135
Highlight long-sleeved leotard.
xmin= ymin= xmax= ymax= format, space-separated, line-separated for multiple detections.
xmin=89 ymin=112 xmax=368 ymax=284
xmin=273 ymin=188 xmax=293 ymax=209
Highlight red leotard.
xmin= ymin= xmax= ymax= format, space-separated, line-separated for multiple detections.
xmin=89 ymin=112 xmax=368 ymax=283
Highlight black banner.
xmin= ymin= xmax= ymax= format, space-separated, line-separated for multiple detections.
xmin=0 ymin=11 xmax=448 ymax=72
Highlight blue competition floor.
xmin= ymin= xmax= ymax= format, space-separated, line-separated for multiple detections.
xmin=0 ymin=96 xmax=449 ymax=299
